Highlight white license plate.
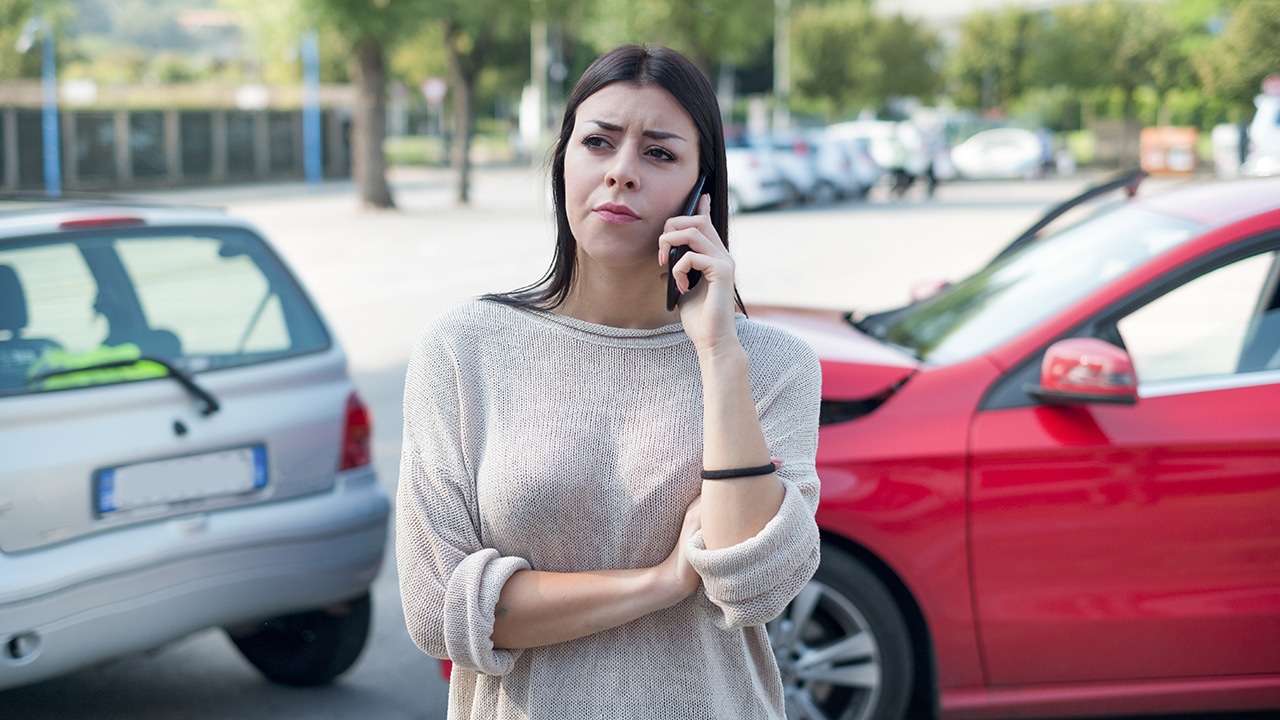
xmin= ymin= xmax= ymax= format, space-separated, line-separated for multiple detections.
xmin=96 ymin=445 xmax=268 ymax=515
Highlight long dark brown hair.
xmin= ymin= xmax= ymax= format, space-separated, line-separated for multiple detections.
xmin=486 ymin=44 xmax=740 ymax=313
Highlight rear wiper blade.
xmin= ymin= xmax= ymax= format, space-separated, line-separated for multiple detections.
xmin=29 ymin=356 xmax=220 ymax=416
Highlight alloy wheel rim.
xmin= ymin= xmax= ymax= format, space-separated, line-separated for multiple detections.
xmin=767 ymin=580 xmax=883 ymax=720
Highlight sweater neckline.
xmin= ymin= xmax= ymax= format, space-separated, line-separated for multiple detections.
xmin=478 ymin=299 xmax=686 ymax=348
xmin=481 ymin=298 xmax=747 ymax=348
xmin=532 ymin=303 xmax=691 ymax=335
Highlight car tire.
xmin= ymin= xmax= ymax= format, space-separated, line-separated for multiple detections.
xmin=782 ymin=181 xmax=803 ymax=207
xmin=812 ymin=181 xmax=839 ymax=205
xmin=229 ymin=592 xmax=372 ymax=687
xmin=767 ymin=547 xmax=914 ymax=720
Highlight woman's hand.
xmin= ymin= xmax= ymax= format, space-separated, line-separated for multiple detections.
xmin=659 ymin=194 xmax=739 ymax=352
xmin=656 ymin=496 xmax=703 ymax=603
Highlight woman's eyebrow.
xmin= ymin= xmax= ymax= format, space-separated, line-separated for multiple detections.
xmin=585 ymin=119 xmax=688 ymax=143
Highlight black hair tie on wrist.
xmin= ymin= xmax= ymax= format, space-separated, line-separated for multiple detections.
xmin=700 ymin=463 xmax=777 ymax=480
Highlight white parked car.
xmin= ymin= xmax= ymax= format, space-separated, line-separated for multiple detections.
xmin=0 ymin=199 xmax=389 ymax=691
xmin=725 ymin=134 xmax=789 ymax=213
xmin=949 ymin=127 xmax=1045 ymax=180
xmin=756 ymin=134 xmax=821 ymax=205
xmin=807 ymin=131 xmax=877 ymax=200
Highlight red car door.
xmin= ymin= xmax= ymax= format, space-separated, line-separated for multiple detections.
xmin=967 ymin=246 xmax=1280 ymax=686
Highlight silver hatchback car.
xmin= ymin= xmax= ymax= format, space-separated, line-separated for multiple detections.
xmin=0 ymin=200 xmax=389 ymax=691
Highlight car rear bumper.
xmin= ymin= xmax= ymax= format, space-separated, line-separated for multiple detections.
xmin=0 ymin=470 xmax=389 ymax=690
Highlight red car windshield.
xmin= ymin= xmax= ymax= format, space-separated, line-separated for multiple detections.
xmin=882 ymin=202 xmax=1205 ymax=365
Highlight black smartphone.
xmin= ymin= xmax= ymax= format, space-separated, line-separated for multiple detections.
xmin=666 ymin=174 xmax=708 ymax=312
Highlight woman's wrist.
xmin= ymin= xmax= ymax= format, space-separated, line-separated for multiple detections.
xmin=696 ymin=338 xmax=747 ymax=372
xmin=648 ymin=557 xmax=700 ymax=610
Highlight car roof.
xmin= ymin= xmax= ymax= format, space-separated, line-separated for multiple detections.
xmin=0 ymin=197 xmax=247 ymax=239
xmin=1137 ymin=176 xmax=1280 ymax=227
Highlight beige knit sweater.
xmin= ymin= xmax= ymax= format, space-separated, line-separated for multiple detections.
xmin=396 ymin=299 xmax=822 ymax=720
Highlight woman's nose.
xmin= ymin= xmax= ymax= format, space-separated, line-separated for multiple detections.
xmin=605 ymin=153 xmax=639 ymax=190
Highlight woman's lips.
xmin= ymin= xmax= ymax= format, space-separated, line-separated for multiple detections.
xmin=594 ymin=203 xmax=640 ymax=225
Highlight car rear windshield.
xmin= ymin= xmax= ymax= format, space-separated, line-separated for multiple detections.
xmin=882 ymin=203 xmax=1205 ymax=365
xmin=0 ymin=226 xmax=330 ymax=394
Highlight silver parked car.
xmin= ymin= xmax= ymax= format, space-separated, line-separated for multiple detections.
xmin=0 ymin=199 xmax=389 ymax=691
xmin=725 ymin=132 xmax=790 ymax=213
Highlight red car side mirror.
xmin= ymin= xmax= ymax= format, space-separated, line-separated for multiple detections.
xmin=1026 ymin=338 xmax=1138 ymax=406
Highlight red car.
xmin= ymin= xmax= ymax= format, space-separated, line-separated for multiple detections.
xmin=754 ymin=172 xmax=1280 ymax=720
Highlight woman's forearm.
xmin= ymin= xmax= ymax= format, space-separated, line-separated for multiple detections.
xmin=491 ymin=499 xmax=703 ymax=649
xmin=491 ymin=566 xmax=684 ymax=649
xmin=697 ymin=343 xmax=785 ymax=550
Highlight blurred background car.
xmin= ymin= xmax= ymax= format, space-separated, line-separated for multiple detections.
xmin=949 ymin=127 xmax=1045 ymax=180
xmin=724 ymin=131 xmax=790 ymax=213
xmin=1242 ymin=89 xmax=1280 ymax=178
xmin=812 ymin=130 xmax=883 ymax=200
xmin=753 ymin=133 xmax=821 ymax=206
xmin=828 ymin=120 xmax=931 ymax=196
xmin=752 ymin=172 xmax=1280 ymax=720
xmin=0 ymin=199 xmax=390 ymax=692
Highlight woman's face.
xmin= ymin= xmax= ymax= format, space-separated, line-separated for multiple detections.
xmin=563 ymin=82 xmax=701 ymax=274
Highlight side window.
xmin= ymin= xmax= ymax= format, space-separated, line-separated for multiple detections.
xmin=0 ymin=244 xmax=107 ymax=391
xmin=1 ymin=244 xmax=106 ymax=352
xmin=1116 ymin=251 xmax=1278 ymax=384
xmin=116 ymin=236 xmax=292 ymax=359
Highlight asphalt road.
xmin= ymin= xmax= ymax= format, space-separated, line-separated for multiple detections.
xmin=2 ymin=167 xmax=1268 ymax=720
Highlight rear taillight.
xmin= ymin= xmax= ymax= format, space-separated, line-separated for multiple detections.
xmin=339 ymin=392 xmax=373 ymax=471
xmin=58 ymin=216 xmax=145 ymax=230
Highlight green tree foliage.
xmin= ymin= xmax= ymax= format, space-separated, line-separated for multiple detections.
xmin=298 ymin=0 xmax=431 ymax=208
xmin=791 ymin=2 xmax=878 ymax=118
xmin=1193 ymin=0 xmax=1280 ymax=115
xmin=946 ymin=7 xmax=1041 ymax=110
xmin=949 ymin=0 xmax=1214 ymax=132
xmin=869 ymin=13 xmax=941 ymax=105
xmin=432 ymin=0 xmax=531 ymax=203
xmin=581 ymin=0 xmax=773 ymax=73
xmin=1 ymin=0 xmax=69 ymax=79
xmin=1030 ymin=1 xmax=1186 ymax=122
xmin=219 ymin=0 xmax=350 ymax=85
xmin=791 ymin=1 xmax=939 ymax=120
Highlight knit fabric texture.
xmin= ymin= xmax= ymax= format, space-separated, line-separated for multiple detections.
xmin=396 ymin=299 xmax=822 ymax=720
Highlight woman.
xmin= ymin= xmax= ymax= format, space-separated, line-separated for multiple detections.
xmin=396 ymin=44 xmax=821 ymax=719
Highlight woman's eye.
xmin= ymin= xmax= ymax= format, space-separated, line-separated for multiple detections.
xmin=646 ymin=147 xmax=676 ymax=162
xmin=582 ymin=135 xmax=611 ymax=150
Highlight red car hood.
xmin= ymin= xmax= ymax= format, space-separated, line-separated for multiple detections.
xmin=750 ymin=305 xmax=919 ymax=401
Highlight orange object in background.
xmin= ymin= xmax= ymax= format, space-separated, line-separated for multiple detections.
xmin=1140 ymin=126 xmax=1199 ymax=175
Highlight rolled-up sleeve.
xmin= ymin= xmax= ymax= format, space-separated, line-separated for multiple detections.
xmin=686 ymin=335 xmax=823 ymax=628
xmin=395 ymin=326 xmax=530 ymax=676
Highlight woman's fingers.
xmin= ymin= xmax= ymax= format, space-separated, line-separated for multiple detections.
xmin=670 ymin=243 xmax=733 ymax=294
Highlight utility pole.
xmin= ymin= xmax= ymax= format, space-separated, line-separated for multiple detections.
xmin=773 ymin=0 xmax=791 ymax=133
xmin=16 ymin=17 xmax=61 ymax=197
xmin=301 ymin=30 xmax=322 ymax=185
xmin=526 ymin=0 xmax=550 ymax=156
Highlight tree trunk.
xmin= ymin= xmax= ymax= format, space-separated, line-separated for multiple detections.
xmin=445 ymin=22 xmax=475 ymax=206
xmin=1121 ymin=87 xmax=1140 ymax=169
xmin=353 ymin=37 xmax=395 ymax=209
xmin=449 ymin=75 xmax=473 ymax=205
